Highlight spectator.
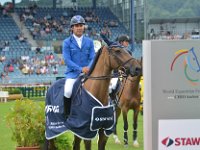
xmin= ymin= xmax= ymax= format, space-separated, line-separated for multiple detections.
xmin=0 ymin=55 xmax=6 ymax=63
xmin=36 ymin=47 xmax=41 ymax=53
xmin=17 ymin=33 xmax=27 ymax=42
xmin=22 ymin=64 xmax=29 ymax=75
xmin=36 ymin=67 xmax=41 ymax=75
xmin=49 ymin=53 xmax=54 ymax=60
xmin=101 ymin=26 xmax=112 ymax=38
xmin=0 ymin=41 xmax=4 ymax=50
xmin=0 ymin=72 xmax=5 ymax=80
xmin=3 ymin=41 xmax=9 ymax=51
xmin=3 ymin=8 xmax=8 ymax=17
xmin=8 ymin=64 xmax=14 ymax=72
xmin=108 ymin=20 xmax=118 ymax=27
xmin=52 ymin=66 xmax=58 ymax=74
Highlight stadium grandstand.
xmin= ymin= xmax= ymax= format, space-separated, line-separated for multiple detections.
xmin=0 ymin=0 xmax=143 ymax=86
xmin=1 ymin=0 xmax=199 ymax=86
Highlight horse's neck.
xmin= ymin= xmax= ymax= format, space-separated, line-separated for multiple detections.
xmin=84 ymin=54 xmax=111 ymax=106
xmin=126 ymin=76 xmax=141 ymax=94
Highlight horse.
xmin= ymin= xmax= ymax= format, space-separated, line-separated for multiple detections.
xmin=45 ymin=44 xmax=141 ymax=150
xmin=112 ymin=59 xmax=142 ymax=148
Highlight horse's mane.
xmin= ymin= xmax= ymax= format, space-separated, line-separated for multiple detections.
xmin=87 ymin=47 xmax=103 ymax=76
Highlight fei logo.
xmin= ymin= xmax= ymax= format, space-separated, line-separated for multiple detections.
xmin=170 ymin=47 xmax=200 ymax=86
xmin=162 ymin=137 xmax=174 ymax=147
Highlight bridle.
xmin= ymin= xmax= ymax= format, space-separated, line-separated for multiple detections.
xmin=85 ymin=46 xmax=135 ymax=80
xmin=108 ymin=47 xmax=134 ymax=71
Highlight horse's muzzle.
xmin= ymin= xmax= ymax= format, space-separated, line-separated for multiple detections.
xmin=129 ymin=67 xmax=142 ymax=77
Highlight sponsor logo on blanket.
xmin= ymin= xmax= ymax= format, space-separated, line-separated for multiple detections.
xmin=95 ymin=117 xmax=113 ymax=122
xmin=45 ymin=105 xmax=59 ymax=113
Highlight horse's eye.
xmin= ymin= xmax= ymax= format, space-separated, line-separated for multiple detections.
xmin=115 ymin=49 xmax=121 ymax=54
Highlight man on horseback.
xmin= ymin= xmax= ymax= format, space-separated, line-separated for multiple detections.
xmin=63 ymin=15 xmax=95 ymax=110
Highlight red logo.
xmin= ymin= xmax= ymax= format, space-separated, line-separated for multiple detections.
xmin=162 ymin=137 xmax=174 ymax=147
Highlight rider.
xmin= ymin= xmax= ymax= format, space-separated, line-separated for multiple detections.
xmin=63 ymin=15 xmax=95 ymax=102
xmin=117 ymin=34 xmax=131 ymax=48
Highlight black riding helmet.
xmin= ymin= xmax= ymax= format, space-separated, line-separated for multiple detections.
xmin=117 ymin=35 xmax=131 ymax=43
xmin=70 ymin=15 xmax=86 ymax=27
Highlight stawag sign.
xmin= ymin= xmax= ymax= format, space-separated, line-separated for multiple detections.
xmin=159 ymin=119 xmax=200 ymax=150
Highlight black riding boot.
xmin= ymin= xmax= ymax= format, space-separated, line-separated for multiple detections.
xmin=63 ymin=97 xmax=71 ymax=118
xmin=109 ymin=90 xmax=117 ymax=100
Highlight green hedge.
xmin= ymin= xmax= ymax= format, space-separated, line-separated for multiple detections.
xmin=3 ymin=88 xmax=22 ymax=94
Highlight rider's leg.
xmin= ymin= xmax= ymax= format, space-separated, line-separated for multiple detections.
xmin=64 ymin=96 xmax=71 ymax=117
xmin=64 ymin=78 xmax=77 ymax=98
xmin=109 ymin=78 xmax=119 ymax=100
xmin=64 ymin=78 xmax=76 ymax=116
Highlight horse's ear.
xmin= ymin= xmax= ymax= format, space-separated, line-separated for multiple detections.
xmin=100 ymin=33 xmax=113 ymax=46
xmin=102 ymin=45 xmax=108 ymax=53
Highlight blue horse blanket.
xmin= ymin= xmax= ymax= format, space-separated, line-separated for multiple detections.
xmin=45 ymin=77 xmax=115 ymax=140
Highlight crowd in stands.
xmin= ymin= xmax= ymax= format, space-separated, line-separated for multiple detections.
xmin=84 ymin=10 xmax=100 ymax=23
xmin=19 ymin=9 xmax=71 ymax=40
xmin=0 ymin=41 xmax=10 ymax=51
xmin=149 ymin=27 xmax=200 ymax=40
xmin=0 ymin=50 xmax=65 ymax=83
xmin=0 ymin=4 xmax=132 ymax=84
xmin=16 ymin=6 xmax=123 ymax=41
xmin=0 ymin=2 xmax=13 ymax=17
xmin=17 ymin=52 xmax=64 ymax=76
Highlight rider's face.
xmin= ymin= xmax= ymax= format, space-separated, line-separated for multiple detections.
xmin=121 ymin=41 xmax=129 ymax=48
xmin=72 ymin=24 xmax=85 ymax=37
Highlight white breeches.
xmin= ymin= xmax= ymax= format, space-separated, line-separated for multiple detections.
xmin=109 ymin=78 xmax=118 ymax=93
xmin=64 ymin=78 xmax=77 ymax=98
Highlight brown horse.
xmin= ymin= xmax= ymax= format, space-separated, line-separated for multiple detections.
xmin=46 ymin=45 xmax=141 ymax=150
xmin=112 ymin=59 xmax=142 ymax=148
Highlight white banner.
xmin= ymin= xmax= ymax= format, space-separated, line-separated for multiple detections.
xmin=159 ymin=119 xmax=200 ymax=150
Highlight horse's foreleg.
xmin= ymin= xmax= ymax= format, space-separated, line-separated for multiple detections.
xmin=133 ymin=109 xmax=139 ymax=147
xmin=73 ymin=135 xmax=81 ymax=150
xmin=113 ymin=106 xmax=121 ymax=144
xmin=122 ymin=110 xmax=128 ymax=147
xmin=98 ymin=129 xmax=108 ymax=150
xmin=84 ymin=140 xmax=91 ymax=150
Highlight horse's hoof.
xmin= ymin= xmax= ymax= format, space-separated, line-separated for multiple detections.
xmin=124 ymin=144 xmax=128 ymax=148
xmin=113 ymin=135 xmax=121 ymax=144
xmin=133 ymin=141 xmax=139 ymax=147
xmin=115 ymin=139 xmax=121 ymax=144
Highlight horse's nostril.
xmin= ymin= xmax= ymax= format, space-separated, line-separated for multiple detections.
xmin=136 ymin=67 xmax=142 ymax=73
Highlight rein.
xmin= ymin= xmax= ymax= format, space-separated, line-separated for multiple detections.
xmin=113 ymin=76 xmax=128 ymax=108
xmin=85 ymin=72 xmax=127 ymax=80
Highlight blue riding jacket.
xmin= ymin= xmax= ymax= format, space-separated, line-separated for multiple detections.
xmin=62 ymin=35 xmax=95 ymax=78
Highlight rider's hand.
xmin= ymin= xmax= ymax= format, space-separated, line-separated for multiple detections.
xmin=82 ymin=67 xmax=89 ymax=74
